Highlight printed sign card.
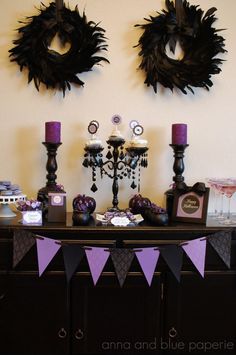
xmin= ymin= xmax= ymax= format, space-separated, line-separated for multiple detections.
xmin=172 ymin=187 xmax=209 ymax=224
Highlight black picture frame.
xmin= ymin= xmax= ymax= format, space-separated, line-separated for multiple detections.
xmin=172 ymin=187 xmax=210 ymax=224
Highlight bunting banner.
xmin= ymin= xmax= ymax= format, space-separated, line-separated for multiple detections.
xmin=10 ymin=229 xmax=233 ymax=286
xmin=208 ymin=230 xmax=232 ymax=269
xmin=181 ymin=238 xmax=207 ymax=278
xmin=160 ymin=244 xmax=183 ymax=282
xmin=36 ymin=236 xmax=61 ymax=276
xmin=85 ymin=247 xmax=110 ymax=286
xmin=62 ymin=244 xmax=85 ymax=283
xmin=13 ymin=229 xmax=35 ymax=268
xmin=110 ymin=248 xmax=135 ymax=287
xmin=135 ymin=247 xmax=160 ymax=286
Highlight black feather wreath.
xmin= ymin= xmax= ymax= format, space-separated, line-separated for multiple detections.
xmin=9 ymin=2 xmax=109 ymax=96
xmin=135 ymin=0 xmax=226 ymax=94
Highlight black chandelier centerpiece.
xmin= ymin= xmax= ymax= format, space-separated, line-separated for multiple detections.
xmin=82 ymin=117 xmax=148 ymax=210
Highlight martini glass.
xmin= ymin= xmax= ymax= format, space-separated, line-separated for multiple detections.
xmin=206 ymin=178 xmax=216 ymax=216
xmin=207 ymin=178 xmax=225 ymax=219
xmin=218 ymin=179 xmax=236 ymax=225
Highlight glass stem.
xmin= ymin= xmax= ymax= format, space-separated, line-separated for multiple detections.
xmin=227 ymin=197 xmax=231 ymax=221
xmin=214 ymin=190 xmax=218 ymax=215
xmin=219 ymin=194 xmax=224 ymax=218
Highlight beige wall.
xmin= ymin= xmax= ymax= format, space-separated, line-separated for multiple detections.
xmin=0 ymin=0 xmax=235 ymax=212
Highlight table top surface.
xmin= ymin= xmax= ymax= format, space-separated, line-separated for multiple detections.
xmin=0 ymin=212 xmax=233 ymax=233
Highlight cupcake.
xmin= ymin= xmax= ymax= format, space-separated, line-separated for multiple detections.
xmin=129 ymin=136 xmax=148 ymax=148
xmin=85 ymin=135 xmax=103 ymax=149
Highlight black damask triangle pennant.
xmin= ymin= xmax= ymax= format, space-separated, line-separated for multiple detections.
xmin=13 ymin=229 xmax=35 ymax=268
xmin=208 ymin=231 xmax=232 ymax=269
xmin=110 ymin=248 xmax=134 ymax=287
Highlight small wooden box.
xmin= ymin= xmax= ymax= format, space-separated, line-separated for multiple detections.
xmin=48 ymin=193 xmax=66 ymax=222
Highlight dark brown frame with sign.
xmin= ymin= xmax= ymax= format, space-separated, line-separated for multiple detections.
xmin=172 ymin=187 xmax=209 ymax=224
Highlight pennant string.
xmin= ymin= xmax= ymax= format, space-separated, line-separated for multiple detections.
xmin=180 ymin=237 xmax=206 ymax=246
xmin=133 ymin=247 xmax=160 ymax=252
xmin=34 ymin=234 xmax=62 ymax=245
xmin=34 ymin=235 xmax=44 ymax=240
xmin=179 ymin=242 xmax=189 ymax=246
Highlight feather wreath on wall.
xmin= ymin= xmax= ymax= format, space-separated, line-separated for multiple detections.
xmin=135 ymin=0 xmax=227 ymax=94
xmin=9 ymin=0 xmax=109 ymax=96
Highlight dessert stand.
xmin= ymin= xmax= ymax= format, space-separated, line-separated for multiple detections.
xmin=83 ymin=118 xmax=148 ymax=210
xmin=0 ymin=194 xmax=26 ymax=218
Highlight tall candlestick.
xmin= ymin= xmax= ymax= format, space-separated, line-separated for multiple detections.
xmin=172 ymin=123 xmax=187 ymax=145
xmin=45 ymin=121 xmax=61 ymax=143
xmin=37 ymin=142 xmax=64 ymax=218
xmin=165 ymin=143 xmax=189 ymax=218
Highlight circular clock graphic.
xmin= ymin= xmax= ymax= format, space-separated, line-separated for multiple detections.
xmin=111 ymin=114 xmax=122 ymax=125
xmin=88 ymin=123 xmax=98 ymax=135
xmin=129 ymin=120 xmax=139 ymax=129
xmin=133 ymin=124 xmax=144 ymax=136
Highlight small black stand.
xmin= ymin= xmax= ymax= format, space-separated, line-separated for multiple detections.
xmin=165 ymin=144 xmax=189 ymax=217
xmin=37 ymin=142 xmax=65 ymax=215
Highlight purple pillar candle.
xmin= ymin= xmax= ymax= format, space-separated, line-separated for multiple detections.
xmin=172 ymin=123 xmax=187 ymax=145
xmin=45 ymin=121 xmax=61 ymax=143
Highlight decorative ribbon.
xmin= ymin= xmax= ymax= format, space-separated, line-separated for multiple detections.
xmin=175 ymin=0 xmax=185 ymax=28
xmin=167 ymin=0 xmax=195 ymax=49
xmin=55 ymin=0 xmax=64 ymax=23
xmin=176 ymin=182 xmax=206 ymax=196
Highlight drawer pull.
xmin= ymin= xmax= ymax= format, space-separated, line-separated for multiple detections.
xmin=75 ymin=328 xmax=84 ymax=340
xmin=169 ymin=327 xmax=177 ymax=338
xmin=58 ymin=328 xmax=67 ymax=339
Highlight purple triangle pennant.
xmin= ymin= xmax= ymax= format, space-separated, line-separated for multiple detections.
xmin=13 ymin=230 xmax=35 ymax=268
xmin=85 ymin=247 xmax=110 ymax=286
xmin=182 ymin=238 xmax=207 ymax=278
xmin=135 ymin=248 xmax=160 ymax=286
xmin=36 ymin=236 xmax=61 ymax=277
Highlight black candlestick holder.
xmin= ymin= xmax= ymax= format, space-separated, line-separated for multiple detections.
xmin=170 ymin=144 xmax=189 ymax=184
xmin=37 ymin=142 xmax=65 ymax=214
xmin=83 ymin=137 xmax=148 ymax=211
xmin=165 ymin=144 xmax=189 ymax=217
